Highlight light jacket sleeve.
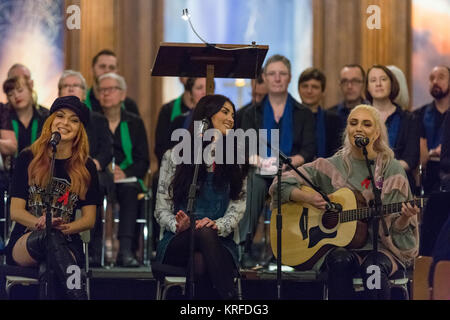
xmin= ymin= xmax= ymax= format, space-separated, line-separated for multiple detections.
xmin=154 ymin=149 xmax=177 ymax=234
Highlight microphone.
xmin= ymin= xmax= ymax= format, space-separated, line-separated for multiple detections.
xmin=355 ymin=136 xmax=369 ymax=148
xmin=49 ymin=132 xmax=61 ymax=148
xmin=199 ymin=118 xmax=210 ymax=134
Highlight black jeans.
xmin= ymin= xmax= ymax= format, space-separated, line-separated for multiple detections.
xmin=163 ymin=228 xmax=237 ymax=300
xmin=324 ymin=248 xmax=394 ymax=300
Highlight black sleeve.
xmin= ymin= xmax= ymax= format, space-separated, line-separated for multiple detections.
xmin=325 ymin=110 xmax=343 ymax=157
xmin=123 ymin=118 xmax=150 ymax=179
xmin=235 ymin=104 xmax=251 ymax=129
xmin=441 ymin=112 xmax=450 ymax=174
xmin=414 ymin=106 xmax=426 ymax=139
xmin=293 ymin=107 xmax=316 ymax=163
xmin=0 ymin=103 xmax=12 ymax=130
xmin=80 ymin=158 xmax=102 ymax=207
xmin=10 ymin=150 xmax=33 ymax=200
xmin=93 ymin=114 xmax=113 ymax=170
xmin=397 ymin=112 xmax=420 ymax=171
xmin=155 ymin=103 xmax=173 ymax=166
xmin=125 ymin=97 xmax=140 ymax=116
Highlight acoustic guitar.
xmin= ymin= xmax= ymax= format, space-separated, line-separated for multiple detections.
xmin=270 ymin=186 xmax=426 ymax=270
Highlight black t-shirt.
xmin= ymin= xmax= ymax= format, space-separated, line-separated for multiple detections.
xmin=8 ymin=149 xmax=101 ymax=246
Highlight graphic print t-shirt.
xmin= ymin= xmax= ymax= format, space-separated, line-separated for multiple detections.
xmin=10 ymin=149 xmax=100 ymax=234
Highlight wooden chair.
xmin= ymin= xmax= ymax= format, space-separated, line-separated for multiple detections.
xmin=413 ymin=255 xmax=433 ymax=300
xmin=432 ymin=260 xmax=450 ymax=300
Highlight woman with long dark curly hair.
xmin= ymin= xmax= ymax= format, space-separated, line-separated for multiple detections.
xmin=155 ymin=94 xmax=247 ymax=299
xmin=5 ymin=96 xmax=100 ymax=300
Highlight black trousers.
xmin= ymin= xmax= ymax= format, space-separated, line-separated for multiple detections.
xmin=163 ymin=228 xmax=237 ymax=300
xmin=324 ymin=247 xmax=394 ymax=300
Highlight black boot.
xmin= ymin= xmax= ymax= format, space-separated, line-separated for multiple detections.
xmin=27 ymin=229 xmax=87 ymax=300
xmin=240 ymin=234 xmax=258 ymax=269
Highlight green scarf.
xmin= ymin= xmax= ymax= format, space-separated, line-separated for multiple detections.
xmin=12 ymin=118 xmax=38 ymax=156
xmin=170 ymin=95 xmax=183 ymax=122
xmin=119 ymin=121 xmax=147 ymax=192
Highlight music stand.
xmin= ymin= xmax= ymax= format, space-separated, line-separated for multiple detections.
xmin=151 ymin=42 xmax=268 ymax=299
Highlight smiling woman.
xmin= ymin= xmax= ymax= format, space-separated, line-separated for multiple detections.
xmin=155 ymin=94 xmax=248 ymax=299
xmin=4 ymin=95 xmax=100 ymax=300
xmin=270 ymin=104 xmax=420 ymax=300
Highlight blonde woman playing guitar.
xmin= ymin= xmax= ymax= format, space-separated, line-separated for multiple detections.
xmin=269 ymin=105 xmax=420 ymax=300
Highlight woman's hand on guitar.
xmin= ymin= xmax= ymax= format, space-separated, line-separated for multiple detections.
xmin=395 ymin=202 xmax=420 ymax=230
xmin=308 ymin=192 xmax=328 ymax=211
xmin=175 ymin=210 xmax=190 ymax=233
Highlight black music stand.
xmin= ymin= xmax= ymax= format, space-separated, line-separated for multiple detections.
xmin=151 ymin=42 xmax=268 ymax=299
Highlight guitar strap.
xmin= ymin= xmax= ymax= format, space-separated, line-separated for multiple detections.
xmin=353 ymin=189 xmax=368 ymax=209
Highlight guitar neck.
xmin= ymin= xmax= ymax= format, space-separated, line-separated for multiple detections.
xmin=340 ymin=198 xmax=426 ymax=223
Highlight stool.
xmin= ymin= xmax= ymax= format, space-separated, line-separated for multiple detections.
xmin=323 ymin=269 xmax=410 ymax=300
xmin=156 ymin=275 xmax=243 ymax=300
xmin=5 ymin=275 xmax=39 ymax=298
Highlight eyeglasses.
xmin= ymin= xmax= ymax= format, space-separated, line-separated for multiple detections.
xmin=340 ymin=79 xmax=363 ymax=87
xmin=98 ymin=86 xmax=122 ymax=94
xmin=61 ymin=84 xmax=84 ymax=90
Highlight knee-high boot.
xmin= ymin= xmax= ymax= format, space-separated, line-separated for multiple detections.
xmin=26 ymin=229 xmax=87 ymax=300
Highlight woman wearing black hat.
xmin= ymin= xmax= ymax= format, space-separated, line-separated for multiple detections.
xmin=4 ymin=96 xmax=100 ymax=300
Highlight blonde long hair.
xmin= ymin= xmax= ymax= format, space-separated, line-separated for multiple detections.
xmin=336 ymin=104 xmax=394 ymax=177
xmin=28 ymin=112 xmax=91 ymax=199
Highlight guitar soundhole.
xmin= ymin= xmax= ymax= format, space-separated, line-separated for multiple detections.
xmin=322 ymin=211 xmax=339 ymax=230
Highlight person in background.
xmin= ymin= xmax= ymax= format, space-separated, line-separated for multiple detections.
xmin=235 ymin=73 xmax=268 ymax=129
xmin=238 ymin=54 xmax=316 ymax=268
xmin=3 ymin=76 xmax=49 ymax=154
xmin=387 ymin=65 xmax=410 ymax=111
xmin=365 ymin=65 xmax=419 ymax=192
xmin=329 ymin=64 xmax=367 ymax=136
xmin=155 ymin=77 xmax=194 ymax=166
xmin=0 ymin=102 xmax=17 ymax=250
xmin=169 ymin=77 xmax=207 ymax=135
xmin=86 ymin=49 xmax=140 ymax=116
xmin=98 ymin=73 xmax=149 ymax=267
xmin=6 ymin=64 xmax=44 ymax=109
xmin=414 ymin=65 xmax=450 ymax=195
xmin=298 ymin=67 xmax=341 ymax=158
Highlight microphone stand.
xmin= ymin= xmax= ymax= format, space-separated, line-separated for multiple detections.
xmin=264 ymin=139 xmax=339 ymax=300
xmin=185 ymin=120 xmax=208 ymax=299
xmin=360 ymin=145 xmax=389 ymax=299
xmin=43 ymin=143 xmax=57 ymax=300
